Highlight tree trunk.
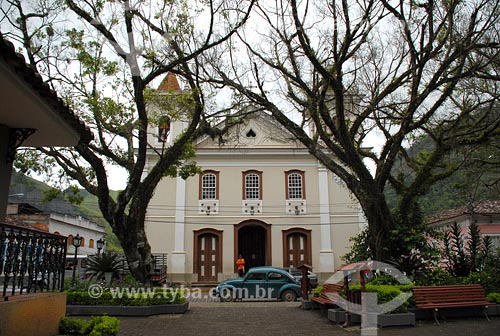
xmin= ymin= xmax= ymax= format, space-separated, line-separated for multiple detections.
xmin=121 ymin=238 xmax=152 ymax=283
xmin=357 ymin=190 xmax=394 ymax=262
xmin=112 ymin=208 xmax=153 ymax=283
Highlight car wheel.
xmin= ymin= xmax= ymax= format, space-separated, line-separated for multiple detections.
xmin=281 ymin=289 xmax=297 ymax=302
xmin=220 ymin=288 xmax=235 ymax=302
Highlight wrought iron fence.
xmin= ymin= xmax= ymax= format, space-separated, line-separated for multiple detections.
xmin=114 ymin=253 xmax=168 ymax=284
xmin=0 ymin=222 xmax=67 ymax=301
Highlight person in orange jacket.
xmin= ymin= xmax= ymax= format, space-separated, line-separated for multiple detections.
xmin=236 ymin=254 xmax=245 ymax=277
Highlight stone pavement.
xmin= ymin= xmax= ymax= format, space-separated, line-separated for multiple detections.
xmin=117 ymin=301 xmax=500 ymax=336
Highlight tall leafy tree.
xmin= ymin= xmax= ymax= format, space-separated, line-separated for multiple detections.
xmin=202 ymin=0 xmax=500 ymax=262
xmin=2 ymin=0 xmax=256 ymax=282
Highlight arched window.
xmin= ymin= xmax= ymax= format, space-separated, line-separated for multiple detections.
xmin=285 ymin=171 xmax=305 ymax=199
xmin=158 ymin=116 xmax=171 ymax=142
xmin=89 ymin=239 xmax=95 ymax=248
xmin=67 ymin=235 xmax=73 ymax=246
xmin=243 ymin=171 xmax=262 ymax=200
xmin=200 ymin=171 xmax=219 ymax=200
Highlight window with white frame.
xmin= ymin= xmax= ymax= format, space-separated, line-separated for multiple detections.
xmin=200 ymin=171 xmax=218 ymax=200
xmin=244 ymin=172 xmax=261 ymax=199
xmin=285 ymin=170 xmax=305 ymax=199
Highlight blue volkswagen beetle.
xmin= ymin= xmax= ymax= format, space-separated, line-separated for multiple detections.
xmin=215 ymin=266 xmax=303 ymax=302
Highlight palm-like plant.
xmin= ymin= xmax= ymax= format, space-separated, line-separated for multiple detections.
xmin=86 ymin=252 xmax=122 ymax=280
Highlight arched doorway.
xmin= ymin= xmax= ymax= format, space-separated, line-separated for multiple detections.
xmin=234 ymin=220 xmax=271 ymax=272
xmin=282 ymin=228 xmax=311 ymax=268
xmin=194 ymin=229 xmax=223 ymax=282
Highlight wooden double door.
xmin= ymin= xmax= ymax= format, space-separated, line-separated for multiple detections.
xmin=195 ymin=230 xmax=222 ymax=282
xmin=283 ymin=229 xmax=311 ymax=268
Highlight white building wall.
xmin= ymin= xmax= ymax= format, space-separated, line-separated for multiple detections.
xmin=144 ymin=111 xmax=363 ymax=284
xmin=146 ymin=150 xmax=363 ymax=284
xmin=49 ymin=213 xmax=106 ymax=255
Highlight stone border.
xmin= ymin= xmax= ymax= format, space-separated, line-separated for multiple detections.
xmin=66 ymin=302 xmax=189 ymax=316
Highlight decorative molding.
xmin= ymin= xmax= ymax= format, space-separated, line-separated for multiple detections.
xmin=7 ymin=128 xmax=36 ymax=163
xmin=199 ymin=200 xmax=219 ymax=215
xmin=285 ymin=200 xmax=307 ymax=215
xmin=242 ymin=200 xmax=263 ymax=215
xmin=332 ymin=173 xmax=345 ymax=186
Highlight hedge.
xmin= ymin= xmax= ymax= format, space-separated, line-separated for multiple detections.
xmin=59 ymin=316 xmax=120 ymax=336
xmin=348 ymin=283 xmax=414 ymax=313
xmin=67 ymin=290 xmax=186 ymax=306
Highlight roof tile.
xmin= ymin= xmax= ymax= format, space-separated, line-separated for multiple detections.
xmin=427 ymin=200 xmax=500 ymax=223
xmin=0 ymin=33 xmax=93 ymax=143
xmin=157 ymin=72 xmax=181 ymax=92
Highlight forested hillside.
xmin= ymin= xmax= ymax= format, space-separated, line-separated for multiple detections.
xmin=385 ymin=136 xmax=500 ymax=216
xmin=9 ymin=172 xmax=123 ymax=252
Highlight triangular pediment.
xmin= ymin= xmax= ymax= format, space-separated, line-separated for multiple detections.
xmin=195 ymin=112 xmax=305 ymax=149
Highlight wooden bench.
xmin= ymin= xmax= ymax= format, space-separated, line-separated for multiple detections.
xmin=413 ymin=284 xmax=490 ymax=324
xmin=311 ymin=283 xmax=343 ymax=314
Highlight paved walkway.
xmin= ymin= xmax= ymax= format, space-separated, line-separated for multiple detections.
xmin=117 ymin=301 xmax=500 ymax=336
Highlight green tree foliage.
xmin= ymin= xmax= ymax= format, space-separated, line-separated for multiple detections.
xmin=343 ymin=207 xmax=441 ymax=278
xmin=342 ymin=228 xmax=371 ymax=263
xmin=3 ymin=0 xmax=256 ymax=282
xmin=202 ymin=0 xmax=500 ymax=263
xmin=386 ymin=124 xmax=500 ymax=216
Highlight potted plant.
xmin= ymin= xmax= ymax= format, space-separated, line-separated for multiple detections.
xmin=86 ymin=252 xmax=122 ymax=285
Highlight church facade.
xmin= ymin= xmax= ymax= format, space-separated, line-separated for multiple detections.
xmin=144 ymin=74 xmax=365 ymax=284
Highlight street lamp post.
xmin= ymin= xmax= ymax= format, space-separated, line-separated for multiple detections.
xmin=96 ymin=238 xmax=105 ymax=255
xmin=71 ymin=234 xmax=82 ymax=283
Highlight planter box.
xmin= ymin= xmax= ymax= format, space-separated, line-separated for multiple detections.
xmin=327 ymin=309 xmax=360 ymax=324
xmin=66 ymin=302 xmax=189 ymax=316
xmin=300 ymin=299 xmax=314 ymax=310
xmin=328 ymin=309 xmax=415 ymax=327
xmin=486 ymin=304 xmax=500 ymax=316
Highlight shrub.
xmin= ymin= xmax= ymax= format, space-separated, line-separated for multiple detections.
xmin=66 ymin=289 xmax=186 ymax=306
xmin=85 ymin=316 xmax=120 ymax=336
xmin=86 ymin=252 xmax=122 ymax=279
xmin=311 ymin=285 xmax=323 ymax=297
xmin=442 ymin=222 xmax=492 ymax=276
xmin=348 ymin=283 xmax=413 ymax=313
xmin=414 ymin=267 xmax=451 ymax=286
xmin=60 ymin=316 xmax=120 ymax=336
xmin=486 ymin=292 xmax=500 ymax=304
xmin=369 ymin=274 xmax=400 ymax=286
xmin=65 ymin=278 xmax=93 ymax=292
xmin=414 ymin=256 xmax=500 ymax=293
xmin=59 ymin=317 xmax=87 ymax=335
